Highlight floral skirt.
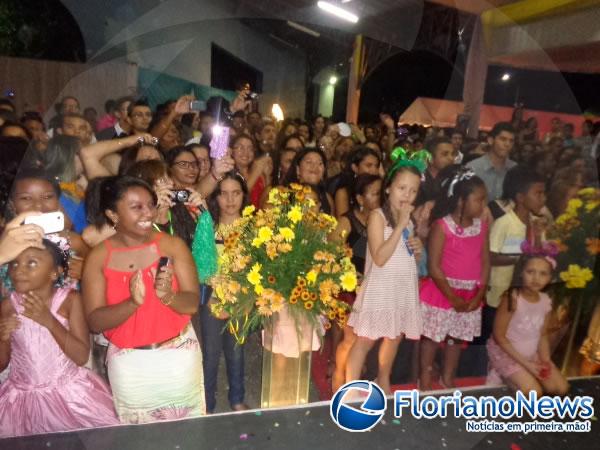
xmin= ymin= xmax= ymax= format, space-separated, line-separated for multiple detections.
xmin=420 ymin=302 xmax=481 ymax=343
xmin=106 ymin=324 xmax=206 ymax=424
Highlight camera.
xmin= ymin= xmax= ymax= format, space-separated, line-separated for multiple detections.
xmin=171 ymin=189 xmax=190 ymax=203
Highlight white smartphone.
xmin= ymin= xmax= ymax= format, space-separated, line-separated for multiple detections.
xmin=24 ymin=211 xmax=65 ymax=234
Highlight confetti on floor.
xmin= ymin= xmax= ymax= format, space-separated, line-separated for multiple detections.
xmin=510 ymin=443 xmax=522 ymax=450
xmin=239 ymin=434 xmax=248 ymax=441
xmin=392 ymin=419 xmax=401 ymax=425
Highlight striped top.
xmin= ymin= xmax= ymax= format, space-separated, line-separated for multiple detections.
xmin=348 ymin=209 xmax=422 ymax=340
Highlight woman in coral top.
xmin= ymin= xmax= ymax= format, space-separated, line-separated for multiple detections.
xmin=82 ymin=176 xmax=205 ymax=424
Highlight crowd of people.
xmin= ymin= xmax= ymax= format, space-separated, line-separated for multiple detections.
xmin=0 ymin=87 xmax=598 ymax=437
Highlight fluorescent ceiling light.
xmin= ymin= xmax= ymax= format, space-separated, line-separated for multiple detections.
xmin=287 ymin=20 xmax=320 ymax=38
xmin=317 ymin=1 xmax=359 ymax=23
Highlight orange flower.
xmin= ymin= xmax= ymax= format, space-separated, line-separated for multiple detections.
xmin=301 ymin=291 xmax=310 ymax=301
xmin=328 ymin=310 xmax=337 ymax=320
xmin=297 ymin=278 xmax=307 ymax=288
xmin=310 ymin=292 xmax=317 ymax=301
xmin=267 ymin=275 xmax=276 ymax=284
xmin=289 ymin=296 xmax=298 ymax=304
xmin=304 ymin=300 xmax=314 ymax=310
xmin=292 ymin=286 xmax=302 ymax=296
xmin=324 ymin=321 xmax=332 ymax=330
xmin=586 ymin=238 xmax=600 ymax=255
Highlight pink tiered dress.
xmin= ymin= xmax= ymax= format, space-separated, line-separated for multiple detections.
xmin=0 ymin=288 xmax=119 ymax=437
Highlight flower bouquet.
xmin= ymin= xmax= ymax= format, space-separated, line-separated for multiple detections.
xmin=210 ymin=183 xmax=357 ymax=406
xmin=210 ymin=183 xmax=356 ymax=346
xmin=548 ymin=187 xmax=600 ymax=372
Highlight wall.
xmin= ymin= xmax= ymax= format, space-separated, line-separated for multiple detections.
xmin=112 ymin=11 xmax=307 ymax=118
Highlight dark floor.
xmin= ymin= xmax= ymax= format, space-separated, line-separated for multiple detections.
xmin=3 ymin=377 xmax=599 ymax=450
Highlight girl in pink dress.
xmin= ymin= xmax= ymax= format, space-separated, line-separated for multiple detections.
xmin=346 ymin=155 xmax=426 ymax=395
xmin=419 ymin=167 xmax=489 ymax=390
xmin=487 ymin=255 xmax=569 ymax=395
xmin=0 ymin=240 xmax=118 ymax=437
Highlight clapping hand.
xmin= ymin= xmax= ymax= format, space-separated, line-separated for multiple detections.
xmin=129 ymin=270 xmax=146 ymax=307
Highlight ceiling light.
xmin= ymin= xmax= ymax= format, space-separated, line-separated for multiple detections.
xmin=272 ymin=104 xmax=284 ymax=121
xmin=329 ymin=76 xmax=338 ymax=85
xmin=317 ymin=1 xmax=359 ymax=23
xmin=501 ymin=73 xmax=511 ymax=81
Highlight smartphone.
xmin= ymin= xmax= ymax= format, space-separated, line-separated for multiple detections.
xmin=155 ymin=257 xmax=170 ymax=288
xmin=189 ymin=100 xmax=206 ymax=111
xmin=24 ymin=211 xmax=64 ymax=234
xmin=210 ymin=125 xmax=230 ymax=160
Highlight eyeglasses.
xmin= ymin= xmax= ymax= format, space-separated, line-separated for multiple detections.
xmin=173 ymin=161 xmax=199 ymax=170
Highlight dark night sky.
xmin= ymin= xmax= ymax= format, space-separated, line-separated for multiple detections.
xmin=356 ymin=51 xmax=600 ymax=123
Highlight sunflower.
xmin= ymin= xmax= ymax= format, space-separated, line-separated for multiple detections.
xmin=304 ymin=300 xmax=314 ymax=310
xmin=297 ymin=278 xmax=307 ymax=288
xmin=324 ymin=321 xmax=332 ymax=330
xmin=328 ymin=310 xmax=337 ymax=320
xmin=267 ymin=275 xmax=276 ymax=284
xmin=310 ymin=292 xmax=317 ymax=301
xmin=301 ymin=291 xmax=310 ymax=301
xmin=289 ymin=296 xmax=298 ymax=304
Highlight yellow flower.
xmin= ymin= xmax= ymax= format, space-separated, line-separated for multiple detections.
xmin=242 ymin=205 xmax=256 ymax=217
xmin=254 ymin=284 xmax=264 ymax=295
xmin=304 ymin=300 xmax=314 ymax=310
xmin=258 ymin=226 xmax=273 ymax=242
xmin=266 ymin=242 xmax=279 ymax=260
xmin=586 ymin=200 xmax=599 ymax=212
xmin=268 ymin=188 xmax=281 ymax=205
xmin=306 ymin=270 xmax=318 ymax=285
xmin=278 ymin=243 xmax=292 ymax=253
xmin=301 ymin=291 xmax=310 ymax=301
xmin=306 ymin=197 xmax=316 ymax=208
xmin=279 ymin=227 xmax=295 ymax=242
xmin=247 ymin=263 xmax=263 ymax=285
xmin=565 ymin=198 xmax=583 ymax=215
xmin=340 ymin=272 xmax=357 ymax=292
xmin=578 ymin=187 xmax=597 ymax=197
xmin=290 ymin=183 xmax=303 ymax=191
xmin=252 ymin=237 xmax=264 ymax=248
xmin=560 ymin=264 xmax=594 ymax=289
xmin=586 ymin=238 xmax=600 ymax=256
xmin=287 ymin=205 xmax=303 ymax=224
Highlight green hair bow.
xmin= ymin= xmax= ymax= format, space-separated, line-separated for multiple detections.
xmin=386 ymin=147 xmax=431 ymax=180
